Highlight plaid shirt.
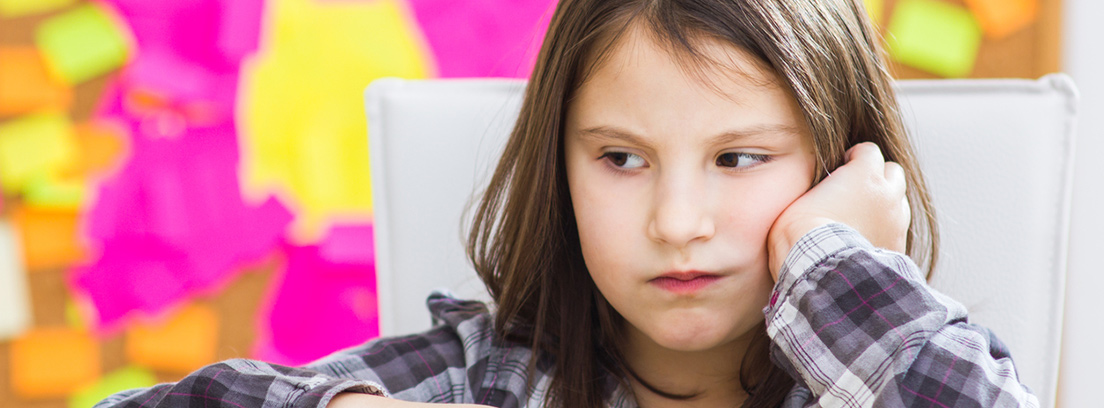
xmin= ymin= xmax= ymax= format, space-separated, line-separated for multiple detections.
xmin=95 ymin=224 xmax=1038 ymax=408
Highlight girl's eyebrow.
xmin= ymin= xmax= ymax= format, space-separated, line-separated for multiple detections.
xmin=577 ymin=124 xmax=802 ymax=148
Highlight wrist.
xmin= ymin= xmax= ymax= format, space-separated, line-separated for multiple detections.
xmin=768 ymin=217 xmax=835 ymax=281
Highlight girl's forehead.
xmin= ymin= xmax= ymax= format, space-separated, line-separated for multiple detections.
xmin=578 ymin=22 xmax=783 ymax=105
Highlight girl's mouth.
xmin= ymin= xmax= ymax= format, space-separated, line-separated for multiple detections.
xmin=650 ymin=271 xmax=722 ymax=294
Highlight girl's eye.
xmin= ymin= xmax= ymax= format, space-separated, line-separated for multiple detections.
xmin=716 ymin=152 xmax=770 ymax=169
xmin=601 ymin=152 xmax=647 ymax=169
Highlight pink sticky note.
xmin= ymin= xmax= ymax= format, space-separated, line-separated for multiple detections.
xmin=107 ymin=0 xmax=262 ymax=67
xmin=408 ymin=0 xmax=556 ymax=78
xmin=254 ymin=228 xmax=378 ymax=366
xmin=218 ymin=0 xmax=264 ymax=62
xmin=71 ymin=90 xmax=292 ymax=329
xmin=319 ymin=224 xmax=375 ymax=266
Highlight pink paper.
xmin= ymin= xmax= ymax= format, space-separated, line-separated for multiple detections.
xmin=408 ymin=0 xmax=556 ymax=78
xmin=253 ymin=227 xmax=378 ymax=366
xmin=70 ymin=85 xmax=292 ymax=329
xmin=319 ymin=224 xmax=375 ymax=265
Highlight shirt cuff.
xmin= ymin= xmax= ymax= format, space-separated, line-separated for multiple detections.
xmin=767 ymin=223 xmax=874 ymax=310
xmin=290 ymin=377 xmax=390 ymax=408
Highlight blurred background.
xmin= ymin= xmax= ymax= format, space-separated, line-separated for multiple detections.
xmin=0 ymin=0 xmax=1099 ymax=407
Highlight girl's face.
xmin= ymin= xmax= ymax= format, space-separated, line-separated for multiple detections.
xmin=564 ymin=28 xmax=816 ymax=354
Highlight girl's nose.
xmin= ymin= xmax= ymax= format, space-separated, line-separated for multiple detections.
xmin=647 ymin=174 xmax=715 ymax=249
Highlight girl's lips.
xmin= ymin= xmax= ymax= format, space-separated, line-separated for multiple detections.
xmin=649 ymin=272 xmax=722 ymax=294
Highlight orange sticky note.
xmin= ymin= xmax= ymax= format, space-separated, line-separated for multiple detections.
xmin=126 ymin=303 xmax=218 ymax=373
xmin=11 ymin=327 xmax=101 ymax=399
xmin=12 ymin=205 xmax=86 ymax=271
xmin=68 ymin=121 xmax=128 ymax=178
xmin=964 ymin=0 xmax=1037 ymax=39
xmin=0 ymin=47 xmax=73 ymax=115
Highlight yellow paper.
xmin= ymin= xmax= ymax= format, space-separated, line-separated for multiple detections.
xmin=863 ymin=0 xmax=884 ymax=26
xmin=0 ymin=0 xmax=77 ymax=17
xmin=0 ymin=113 xmax=78 ymax=195
xmin=70 ymin=366 xmax=156 ymax=408
xmin=240 ymin=0 xmax=431 ymax=241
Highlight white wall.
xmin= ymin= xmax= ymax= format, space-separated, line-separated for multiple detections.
xmin=1058 ymin=0 xmax=1104 ymax=406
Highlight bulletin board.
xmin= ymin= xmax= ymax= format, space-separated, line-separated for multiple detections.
xmin=0 ymin=0 xmax=1064 ymax=407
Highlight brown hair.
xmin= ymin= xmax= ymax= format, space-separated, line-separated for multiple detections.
xmin=467 ymin=0 xmax=939 ymax=407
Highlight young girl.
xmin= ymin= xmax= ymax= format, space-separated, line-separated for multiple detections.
xmin=98 ymin=0 xmax=1037 ymax=407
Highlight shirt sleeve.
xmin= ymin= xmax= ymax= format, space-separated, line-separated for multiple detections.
xmin=92 ymin=358 xmax=387 ymax=408
xmin=764 ymin=223 xmax=1039 ymax=408
xmin=93 ymin=294 xmax=499 ymax=408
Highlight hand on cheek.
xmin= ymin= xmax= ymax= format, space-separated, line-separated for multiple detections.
xmin=767 ymin=142 xmax=911 ymax=281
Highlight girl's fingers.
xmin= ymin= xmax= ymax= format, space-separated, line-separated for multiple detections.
xmin=884 ymin=161 xmax=906 ymax=196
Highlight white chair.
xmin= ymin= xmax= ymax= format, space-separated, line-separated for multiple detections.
xmin=365 ymin=75 xmax=1078 ymax=407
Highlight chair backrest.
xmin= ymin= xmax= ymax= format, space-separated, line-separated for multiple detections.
xmin=365 ymin=75 xmax=1078 ymax=407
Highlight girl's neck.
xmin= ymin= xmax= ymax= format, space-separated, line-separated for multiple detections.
xmin=622 ymin=326 xmax=752 ymax=408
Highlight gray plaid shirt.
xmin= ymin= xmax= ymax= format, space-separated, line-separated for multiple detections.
xmin=95 ymin=224 xmax=1038 ymax=407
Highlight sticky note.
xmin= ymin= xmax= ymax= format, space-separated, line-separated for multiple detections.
xmin=863 ymin=0 xmax=884 ymax=26
xmin=886 ymin=0 xmax=982 ymax=78
xmin=35 ymin=3 xmax=132 ymax=84
xmin=24 ymin=174 xmax=87 ymax=209
xmin=0 ymin=0 xmax=77 ymax=17
xmin=11 ymin=327 xmax=101 ymax=399
xmin=0 ymin=47 xmax=73 ymax=115
xmin=241 ymin=0 xmax=430 ymax=240
xmin=69 ymin=120 xmax=129 ymax=178
xmin=13 ymin=205 xmax=87 ymax=271
xmin=218 ymin=0 xmax=265 ymax=62
xmin=0 ymin=113 xmax=78 ymax=195
xmin=126 ymin=303 xmax=218 ymax=373
xmin=964 ymin=0 xmax=1038 ymax=39
xmin=408 ymin=0 xmax=554 ymax=78
xmin=0 ymin=221 xmax=32 ymax=340
xmin=319 ymin=224 xmax=375 ymax=265
xmin=70 ymin=366 xmax=157 ymax=408
xmin=253 ymin=239 xmax=377 ymax=366
xmin=72 ymin=108 xmax=292 ymax=327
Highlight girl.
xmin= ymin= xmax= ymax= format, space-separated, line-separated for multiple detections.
xmin=98 ymin=0 xmax=1037 ymax=407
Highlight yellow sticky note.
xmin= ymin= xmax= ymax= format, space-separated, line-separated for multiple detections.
xmin=11 ymin=327 xmax=101 ymax=399
xmin=241 ymin=0 xmax=431 ymax=241
xmin=0 ymin=0 xmax=77 ymax=17
xmin=35 ymin=3 xmax=132 ymax=84
xmin=0 ymin=221 xmax=32 ymax=340
xmin=126 ymin=303 xmax=218 ymax=373
xmin=964 ymin=0 xmax=1038 ymax=39
xmin=0 ymin=47 xmax=73 ymax=115
xmin=863 ymin=0 xmax=884 ymax=26
xmin=0 ymin=113 xmax=78 ymax=195
xmin=886 ymin=0 xmax=982 ymax=78
xmin=69 ymin=366 xmax=157 ymax=408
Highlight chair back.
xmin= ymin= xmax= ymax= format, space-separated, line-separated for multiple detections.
xmin=365 ymin=75 xmax=1078 ymax=407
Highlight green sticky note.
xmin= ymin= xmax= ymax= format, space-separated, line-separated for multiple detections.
xmin=35 ymin=3 xmax=131 ymax=84
xmin=24 ymin=174 xmax=86 ymax=209
xmin=0 ymin=113 xmax=77 ymax=195
xmin=0 ymin=0 xmax=77 ymax=17
xmin=69 ymin=366 xmax=157 ymax=408
xmin=886 ymin=0 xmax=982 ymax=78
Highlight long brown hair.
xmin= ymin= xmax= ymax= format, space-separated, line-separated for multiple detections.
xmin=467 ymin=0 xmax=939 ymax=407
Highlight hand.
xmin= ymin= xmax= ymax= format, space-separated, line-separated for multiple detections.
xmin=767 ymin=142 xmax=910 ymax=281
xmin=327 ymin=392 xmax=494 ymax=407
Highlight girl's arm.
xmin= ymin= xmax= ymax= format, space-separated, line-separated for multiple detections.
xmin=765 ymin=223 xmax=1038 ymax=407
xmin=764 ymin=143 xmax=1037 ymax=406
xmin=94 ymin=295 xmax=505 ymax=408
